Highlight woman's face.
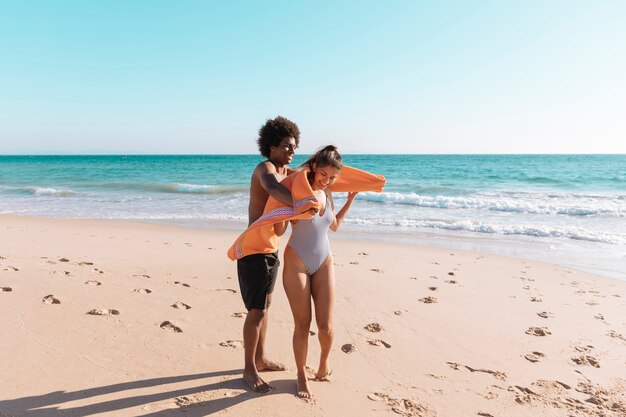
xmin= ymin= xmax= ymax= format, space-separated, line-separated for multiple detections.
xmin=311 ymin=163 xmax=341 ymax=190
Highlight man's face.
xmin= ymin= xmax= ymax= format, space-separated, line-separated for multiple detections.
xmin=269 ymin=137 xmax=297 ymax=165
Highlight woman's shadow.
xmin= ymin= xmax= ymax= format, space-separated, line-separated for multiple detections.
xmin=0 ymin=369 xmax=298 ymax=417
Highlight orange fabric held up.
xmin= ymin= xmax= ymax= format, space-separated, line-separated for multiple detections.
xmin=227 ymin=165 xmax=386 ymax=261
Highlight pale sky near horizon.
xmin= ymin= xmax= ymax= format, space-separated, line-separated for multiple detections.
xmin=1 ymin=1 xmax=625 ymax=155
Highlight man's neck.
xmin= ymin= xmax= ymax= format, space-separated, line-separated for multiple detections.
xmin=268 ymin=159 xmax=287 ymax=175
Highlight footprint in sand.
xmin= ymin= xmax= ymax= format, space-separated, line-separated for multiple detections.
xmin=367 ymin=393 xmax=434 ymax=417
xmin=132 ymin=288 xmax=152 ymax=294
xmin=572 ymin=355 xmax=600 ymax=368
xmin=1 ymin=287 xmax=12 ymax=292
xmin=173 ymin=281 xmax=190 ymax=288
xmin=446 ymin=362 xmax=462 ymax=370
xmin=365 ymin=322 xmax=384 ymax=332
xmin=419 ymin=296 xmax=438 ymax=304
xmin=428 ymin=286 xmax=437 ymax=291
xmin=78 ymin=261 xmax=94 ymax=266
xmin=87 ymin=308 xmax=120 ymax=316
xmin=132 ymin=274 xmax=151 ymax=278
xmin=465 ymin=366 xmax=507 ymax=381
xmin=359 ymin=252 xmax=369 ymax=256
xmin=58 ymin=258 xmax=70 ymax=262
xmin=573 ymin=345 xmax=594 ymax=353
xmin=349 ymin=261 xmax=359 ymax=265
xmin=607 ymin=330 xmax=626 ymax=341
xmin=536 ymin=311 xmax=554 ymax=318
xmin=530 ymin=297 xmax=543 ymax=302
xmin=85 ymin=280 xmax=101 ymax=286
xmin=445 ymin=280 xmax=457 ymax=284
xmin=5 ymin=266 xmax=19 ymax=271
xmin=219 ymin=340 xmax=243 ymax=348
xmin=594 ymin=313 xmax=604 ymax=320
xmin=172 ymin=302 xmax=191 ymax=310
xmin=370 ymin=268 xmax=383 ymax=273
xmin=447 ymin=272 xmax=455 ymax=276
xmin=367 ymin=392 xmax=386 ymax=401
xmin=368 ymin=339 xmax=392 ymax=348
xmin=42 ymin=295 xmax=60 ymax=304
xmin=174 ymin=389 xmax=240 ymax=410
xmin=525 ymin=326 xmax=551 ymax=336
xmin=447 ymin=362 xmax=507 ymax=381
xmin=524 ymin=352 xmax=546 ymax=363
xmin=213 ymin=288 xmax=237 ymax=293
xmin=230 ymin=311 xmax=246 ymax=317
xmin=160 ymin=321 xmax=183 ymax=332
xmin=341 ymin=343 xmax=357 ymax=353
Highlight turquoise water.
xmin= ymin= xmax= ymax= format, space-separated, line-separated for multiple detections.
xmin=1 ymin=154 xmax=625 ymax=279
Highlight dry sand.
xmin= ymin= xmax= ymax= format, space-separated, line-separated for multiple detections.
xmin=1 ymin=214 xmax=625 ymax=417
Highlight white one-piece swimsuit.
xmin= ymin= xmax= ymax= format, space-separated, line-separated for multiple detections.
xmin=287 ymin=191 xmax=333 ymax=275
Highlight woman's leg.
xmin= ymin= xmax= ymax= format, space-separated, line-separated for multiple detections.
xmin=311 ymin=254 xmax=335 ymax=380
xmin=282 ymin=246 xmax=314 ymax=398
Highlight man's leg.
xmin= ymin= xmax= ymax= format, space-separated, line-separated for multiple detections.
xmin=242 ymin=308 xmax=270 ymax=392
xmin=255 ymin=292 xmax=286 ymax=371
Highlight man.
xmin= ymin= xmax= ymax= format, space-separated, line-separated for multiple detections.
xmin=237 ymin=116 xmax=300 ymax=392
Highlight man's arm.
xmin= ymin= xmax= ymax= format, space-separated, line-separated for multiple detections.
xmin=257 ymin=162 xmax=293 ymax=206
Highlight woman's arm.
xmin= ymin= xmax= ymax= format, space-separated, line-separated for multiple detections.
xmin=274 ymin=221 xmax=288 ymax=236
xmin=329 ymin=192 xmax=358 ymax=232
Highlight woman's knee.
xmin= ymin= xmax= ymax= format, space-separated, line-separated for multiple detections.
xmin=316 ymin=323 xmax=333 ymax=336
xmin=294 ymin=319 xmax=312 ymax=335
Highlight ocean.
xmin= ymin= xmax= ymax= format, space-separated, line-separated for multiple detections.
xmin=1 ymin=154 xmax=625 ymax=280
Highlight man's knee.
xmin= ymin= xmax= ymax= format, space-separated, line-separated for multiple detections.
xmin=246 ymin=308 xmax=266 ymax=323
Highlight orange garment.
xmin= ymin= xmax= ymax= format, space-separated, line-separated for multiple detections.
xmin=227 ymin=165 xmax=386 ymax=260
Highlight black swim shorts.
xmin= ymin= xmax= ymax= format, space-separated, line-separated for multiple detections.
xmin=236 ymin=252 xmax=280 ymax=311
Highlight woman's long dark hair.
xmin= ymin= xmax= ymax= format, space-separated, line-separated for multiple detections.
xmin=301 ymin=145 xmax=343 ymax=171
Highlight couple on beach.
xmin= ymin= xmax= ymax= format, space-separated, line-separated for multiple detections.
xmin=228 ymin=116 xmax=384 ymax=399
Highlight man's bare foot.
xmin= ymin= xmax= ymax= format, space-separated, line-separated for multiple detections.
xmin=243 ymin=370 xmax=271 ymax=393
xmin=296 ymin=373 xmax=314 ymax=400
xmin=256 ymin=358 xmax=287 ymax=372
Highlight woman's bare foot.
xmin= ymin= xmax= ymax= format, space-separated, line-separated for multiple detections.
xmin=297 ymin=373 xmax=314 ymax=400
xmin=314 ymin=360 xmax=332 ymax=381
xmin=243 ymin=369 xmax=271 ymax=393
xmin=256 ymin=358 xmax=287 ymax=372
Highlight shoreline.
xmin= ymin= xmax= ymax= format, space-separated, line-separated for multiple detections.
xmin=5 ymin=212 xmax=623 ymax=282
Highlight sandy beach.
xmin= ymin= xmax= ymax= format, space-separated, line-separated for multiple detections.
xmin=1 ymin=213 xmax=625 ymax=417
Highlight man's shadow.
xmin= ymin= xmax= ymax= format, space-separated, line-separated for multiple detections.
xmin=0 ymin=370 xmax=298 ymax=417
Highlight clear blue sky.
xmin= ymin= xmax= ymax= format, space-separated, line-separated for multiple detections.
xmin=1 ymin=1 xmax=625 ymax=154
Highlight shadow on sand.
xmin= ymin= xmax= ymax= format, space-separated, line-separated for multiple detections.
xmin=0 ymin=370 xmax=298 ymax=417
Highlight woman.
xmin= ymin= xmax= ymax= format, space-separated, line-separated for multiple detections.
xmin=278 ymin=145 xmax=358 ymax=399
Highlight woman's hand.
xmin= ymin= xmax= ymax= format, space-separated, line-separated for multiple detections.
xmin=347 ymin=192 xmax=359 ymax=202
